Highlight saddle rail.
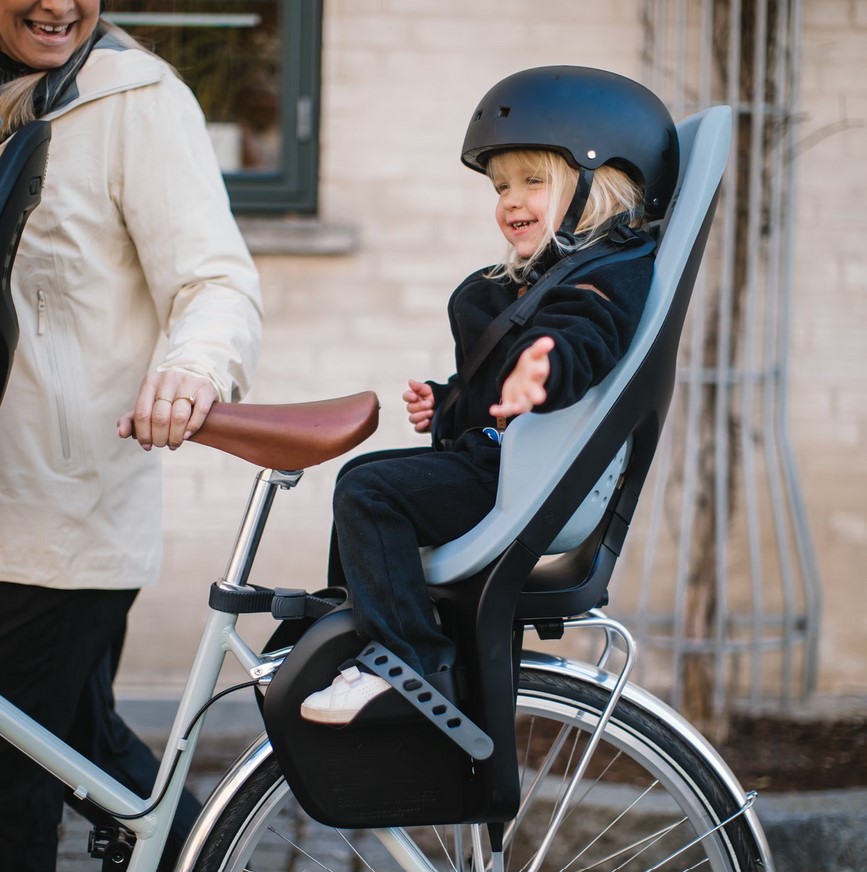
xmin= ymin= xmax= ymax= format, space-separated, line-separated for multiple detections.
xmin=189 ymin=390 xmax=380 ymax=470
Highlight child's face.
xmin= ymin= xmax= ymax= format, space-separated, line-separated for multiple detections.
xmin=0 ymin=0 xmax=100 ymax=70
xmin=490 ymin=153 xmax=571 ymax=260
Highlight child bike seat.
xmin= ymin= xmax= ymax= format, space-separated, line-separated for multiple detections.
xmin=262 ymin=107 xmax=733 ymax=832
xmin=421 ymin=106 xmax=733 ymax=623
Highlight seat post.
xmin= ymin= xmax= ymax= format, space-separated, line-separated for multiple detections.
xmin=219 ymin=468 xmax=303 ymax=588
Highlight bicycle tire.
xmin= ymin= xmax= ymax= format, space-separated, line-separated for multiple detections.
xmin=190 ymin=664 xmax=767 ymax=872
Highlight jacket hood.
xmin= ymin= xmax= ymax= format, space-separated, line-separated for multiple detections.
xmin=44 ymin=28 xmax=165 ymax=120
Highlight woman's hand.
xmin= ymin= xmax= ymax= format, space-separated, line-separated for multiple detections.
xmin=402 ymin=378 xmax=435 ymax=433
xmin=489 ymin=336 xmax=555 ymax=419
xmin=117 ymin=371 xmax=219 ymax=450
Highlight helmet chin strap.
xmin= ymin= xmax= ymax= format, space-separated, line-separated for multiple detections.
xmin=525 ymin=168 xmax=596 ymax=287
xmin=555 ymin=168 xmax=594 ymax=246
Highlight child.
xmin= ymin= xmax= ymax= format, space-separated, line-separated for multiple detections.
xmin=302 ymin=65 xmax=679 ymax=725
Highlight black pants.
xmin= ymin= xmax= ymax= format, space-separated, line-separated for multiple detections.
xmin=0 ymin=582 xmax=201 ymax=872
xmin=329 ymin=435 xmax=501 ymax=675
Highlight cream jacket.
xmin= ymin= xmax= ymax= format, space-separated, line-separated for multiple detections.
xmin=0 ymin=34 xmax=263 ymax=590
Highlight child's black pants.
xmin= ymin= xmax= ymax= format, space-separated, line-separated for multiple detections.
xmin=329 ymin=433 xmax=501 ymax=675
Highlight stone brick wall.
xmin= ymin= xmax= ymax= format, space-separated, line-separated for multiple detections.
xmin=117 ymin=1 xmax=867 ymax=703
xmin=787 ymin=0 xmax=867 ymax=695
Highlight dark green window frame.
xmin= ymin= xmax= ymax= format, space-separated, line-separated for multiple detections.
xmin=106 ymin=0 xmax=322 ymax=214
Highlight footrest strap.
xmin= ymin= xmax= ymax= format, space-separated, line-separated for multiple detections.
xmin=355 ymin=642 xmax=494 ymax=760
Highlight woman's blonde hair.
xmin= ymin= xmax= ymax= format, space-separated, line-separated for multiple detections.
xmin=486 ymin=149 xmax=645 ymax=283
xmin=0 ymin=73 xmax=48 ymax=139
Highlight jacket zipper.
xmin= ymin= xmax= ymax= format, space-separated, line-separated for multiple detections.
xmin=37 ymin=289 xmax=72 ymax=461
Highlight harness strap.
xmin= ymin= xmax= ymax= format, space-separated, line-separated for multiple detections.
xmin=431 ymin=227 xmax=656 ymax=448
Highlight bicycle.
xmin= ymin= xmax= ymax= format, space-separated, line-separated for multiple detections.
xmin=0 ymin=391 xmax=770 ymax=872
xmin=0 ymin=108 xmax=775 ymax=871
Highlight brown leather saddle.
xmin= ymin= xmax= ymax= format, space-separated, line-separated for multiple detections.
xmin=190 ymin=391 xmax=380 ymax=470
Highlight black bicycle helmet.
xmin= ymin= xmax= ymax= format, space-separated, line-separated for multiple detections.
xmin=461 ymin=66 xmax=679 ymax=233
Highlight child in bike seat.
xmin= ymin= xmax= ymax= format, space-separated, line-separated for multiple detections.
xmin=301 ymin=65 xmax=679 ymax=726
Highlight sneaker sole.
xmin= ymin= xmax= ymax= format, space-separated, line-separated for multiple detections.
xmin=299 ymin=702 xmax=366 ymax=725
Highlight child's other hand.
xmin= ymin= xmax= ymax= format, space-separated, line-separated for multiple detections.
xmin=490 ymin=336 xmax=555 ymax=419
xmin=403 ymin=378 xmax=435 ymax=433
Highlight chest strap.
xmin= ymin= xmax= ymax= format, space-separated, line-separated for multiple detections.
xmin=431 ymin=227 xmax=656 ymax=448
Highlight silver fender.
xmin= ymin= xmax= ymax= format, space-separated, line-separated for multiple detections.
xmin=174 ymin=733 xmax=274 ymax=872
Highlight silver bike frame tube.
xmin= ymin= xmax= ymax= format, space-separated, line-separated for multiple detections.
xmin=0 ymin=590 xmax=241 ymax=871
xmin=0 ymin=696 xmax=149 ymax=820
xmin=0 ymin=467 xmax=287 ymax=872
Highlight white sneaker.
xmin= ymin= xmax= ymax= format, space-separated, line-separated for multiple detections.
xmin=300 ymin=665 xmax=391 ymax=725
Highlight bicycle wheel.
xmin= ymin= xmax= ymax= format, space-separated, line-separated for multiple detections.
xmin=190 ymin=661 xmax=767 ymax=872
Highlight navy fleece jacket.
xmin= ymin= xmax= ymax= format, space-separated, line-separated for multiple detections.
xmin=429 ymin=252 xmax=654 ymax=442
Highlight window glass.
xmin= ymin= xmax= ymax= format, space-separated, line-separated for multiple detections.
xmin=106 ymin=0 xmax=320 ymax=213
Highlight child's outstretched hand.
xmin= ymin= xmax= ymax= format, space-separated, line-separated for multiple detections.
xmin=403 ymin=378 xmax=435 ymax=433
xmin=489 ymin=336 xmax=555 ymax=419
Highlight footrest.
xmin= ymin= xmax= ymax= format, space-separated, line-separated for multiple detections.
xmin=355 ymin=643 xmax=494 ymax=760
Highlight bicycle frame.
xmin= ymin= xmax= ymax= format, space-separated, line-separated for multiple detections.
xmin=0 ymin=467 xmax=299 ymax=871
xmin=0 ymin=461 xmax=776 ymax=872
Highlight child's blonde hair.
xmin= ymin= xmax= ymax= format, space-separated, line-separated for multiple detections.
xmin=486 ymin=149 xmax=644 ymax=284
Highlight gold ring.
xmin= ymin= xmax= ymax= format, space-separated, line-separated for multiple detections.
xmin=155 ymin=396 xmax=173 ymax=403
xmin=176 ymin=394 xmax=197 ymax=405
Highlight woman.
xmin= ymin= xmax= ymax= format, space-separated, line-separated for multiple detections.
xmin=0 ymin=1 xmax=263 ymax=869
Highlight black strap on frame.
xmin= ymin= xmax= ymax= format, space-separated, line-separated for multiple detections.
xmin=208 ymin=583 xmax=339 ymax=621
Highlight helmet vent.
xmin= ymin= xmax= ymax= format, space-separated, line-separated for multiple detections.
xmin=496 ymin=105 xmax=511 ymax=118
